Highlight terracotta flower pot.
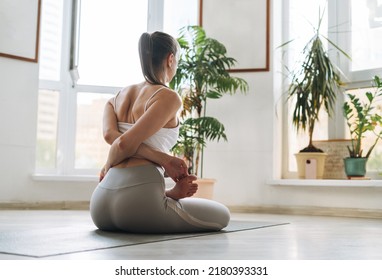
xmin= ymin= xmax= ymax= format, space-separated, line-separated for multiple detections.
xmin=193 ymin=178 xmax=216 ymax=199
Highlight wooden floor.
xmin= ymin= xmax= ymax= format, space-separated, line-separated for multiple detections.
xmin=0 ymin=210 xmax=382 ymax=260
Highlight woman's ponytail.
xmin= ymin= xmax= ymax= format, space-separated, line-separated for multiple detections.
xmin=138 ymin=33 xmax=157 ymax=84
xmin=138 ymin=31 xmax=178 ymax=86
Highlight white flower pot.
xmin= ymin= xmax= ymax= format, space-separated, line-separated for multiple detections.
xmin=295 ymin=152 xmax=328 ymax=179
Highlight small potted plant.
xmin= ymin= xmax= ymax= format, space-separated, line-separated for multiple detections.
xmin=343 ymin=75 xmax=382 ymax=178
xmin=284 ymin=12 xmax=349 ymax=179
xmin=170 ymin=25 xmax=248 ymax=198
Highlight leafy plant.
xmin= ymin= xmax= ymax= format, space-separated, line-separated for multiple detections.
xmin=170 ymin=25 xmax=248 ymax=177
xmin=343 ymin=75 xmax=382 ymax=158
xmin=284 ymin=10 xmax=350 ymax=152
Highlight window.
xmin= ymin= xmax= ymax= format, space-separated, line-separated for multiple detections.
xmin=75 ymin=92 xmax=114 ymax=169
xmin=36 ymin=0 xmax=63 ymax=173
xmin=163 ymin=0 xmax=198 ymax=37
xmin=283 ymin=0 xmax=382 ymax=178
xmin=37 ymin=0 xmax=198 ymax=177
xmin=351 ymin=0 xmax=382 ymax=73
xmin=39 ymin=0 xmax=63 ymax=81
xmin=77 ymin=0 xmax=148 ymax=87
xmin=36 ymin=90 xmax=59 ymax=170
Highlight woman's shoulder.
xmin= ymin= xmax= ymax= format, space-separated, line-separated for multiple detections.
xmin=158 ymin=87 xmax=182 ymax=105
xmin=141 ymin=83 xmax=181 ymax=103
xmin=122 ymin=82 xmax=145 ymax=95
xmin=113 ymin=83 xmax=146 ymax=103
xmin=139 ymin=85 xmax=181 ymax=113
xmin=121 ymin=82 xmax=181 ymax=106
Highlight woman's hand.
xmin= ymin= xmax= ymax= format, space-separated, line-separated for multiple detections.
xmin=162 ymin=155 xmax=189 ymax=182
xmin=99 ymin=162 xmax=111 ymax=182
xmin=165 ymin=174 xmax=198 ymax=200
xmin=99 ymin=165 xmax=107 ymax=182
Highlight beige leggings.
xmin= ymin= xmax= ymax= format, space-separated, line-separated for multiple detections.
xmin=90 ymin=165 xmax=230 ymax=233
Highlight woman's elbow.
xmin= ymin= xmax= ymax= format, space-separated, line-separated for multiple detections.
xmin=115 ymin=137 xmax=126 ymax=150
xmin=103 ymin=130 xmax=115 ymax=145
xmin=115 ymin=136 xmax=136 ymax=157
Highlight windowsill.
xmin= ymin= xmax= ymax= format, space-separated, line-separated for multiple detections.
xmin=32 ymin=174 xmax=382 ymax=188
xmin=32 ymin=174 xmax=174 ymax=185
xmin=267 ymin=179 xmax=382 ymax=188
xmin=32 ymin=174 xmax=99 ymax=182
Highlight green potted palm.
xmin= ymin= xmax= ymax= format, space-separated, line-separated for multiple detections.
xmin=170 ymin=25 xmax=248 ymax=197
xmin=343 ymin=75 xmax=382 ymax=178
xmin=285 ymin=14 xmax=349 ymax=179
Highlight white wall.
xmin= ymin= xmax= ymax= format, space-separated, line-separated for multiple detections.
xmin=1 ymin=0 xmax=382 ymax=215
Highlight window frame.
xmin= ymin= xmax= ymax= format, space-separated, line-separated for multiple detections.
xmin=38 ymin=0 xmax=74 ymax=175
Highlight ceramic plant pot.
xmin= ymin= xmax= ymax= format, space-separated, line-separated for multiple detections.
xmin=193 ymin=178 xmax=216 ymax=199
xmin=343 ymin=157 xmax=368 ymax=178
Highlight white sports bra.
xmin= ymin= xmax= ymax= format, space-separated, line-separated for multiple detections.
xmin=114 ymin=87 xmax=179 ymax=153
xmin=118 ymin=122 xmax=179 ymax=153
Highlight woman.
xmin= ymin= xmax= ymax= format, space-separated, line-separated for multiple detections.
xmin=90 ymin=31 xmax=230 ymax=233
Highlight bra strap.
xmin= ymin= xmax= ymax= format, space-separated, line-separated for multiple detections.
xmin=112 ymin=90 xmax=121 ymax=114
xmin=144 ymin=87 xmax=166 ymax=111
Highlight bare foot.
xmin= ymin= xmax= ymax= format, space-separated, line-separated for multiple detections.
xmin=165 ymin=175 xmax=198 ymax=200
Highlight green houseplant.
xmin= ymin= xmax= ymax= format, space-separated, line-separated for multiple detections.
xmin=343 ymin=75 xmax=382 ymax=178
xmin=284 ymin=13 xmax=349 ymax=178
xmin=169 ymin=25 xmax=248 ymax=196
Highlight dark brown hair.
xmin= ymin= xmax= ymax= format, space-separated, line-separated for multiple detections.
xmin=138 ymin=31 xmax=178 ymax=86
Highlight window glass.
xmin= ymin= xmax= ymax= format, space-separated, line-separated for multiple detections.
xmin=75 ymin=92 xmax=114 ymax=169
xmin=39 ymin=0 xmax=63 ymax=81
xmin=36 ymin=90 xmax=60 ymax=169
xmin=77 ymin=0 xmax=148 ymax=87
xmin=351 ymin=0 xmax=382 ymax=72
xmin=288 ymin=0 xmax=328 ymax=77
xmin=37 ymin=0 xmax=199 ymax=175
xmin=163 ymin=0 xmax=198 ymax=37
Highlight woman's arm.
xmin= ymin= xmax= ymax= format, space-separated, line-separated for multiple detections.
xmin=103 ymin=100 xmax=122 ymax=145
xmin=102 ymin=96 xmax=187 ymax=181
xmin=104 ymin=89 xmax=181 ymax=168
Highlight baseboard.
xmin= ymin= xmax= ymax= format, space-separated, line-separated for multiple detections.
xmin=1 ymin=201 xmax=381 ymax=219
xmin=228 ymin=205 xmax=382 ymax=219
xmin=0 ymin=201 xmax=90 ymax=210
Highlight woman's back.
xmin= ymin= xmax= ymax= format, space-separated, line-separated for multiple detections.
xmin=111 ymin=82 xmax=180 ymax=168
xmin=113 ymin=82 xmax=178 ymax=126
